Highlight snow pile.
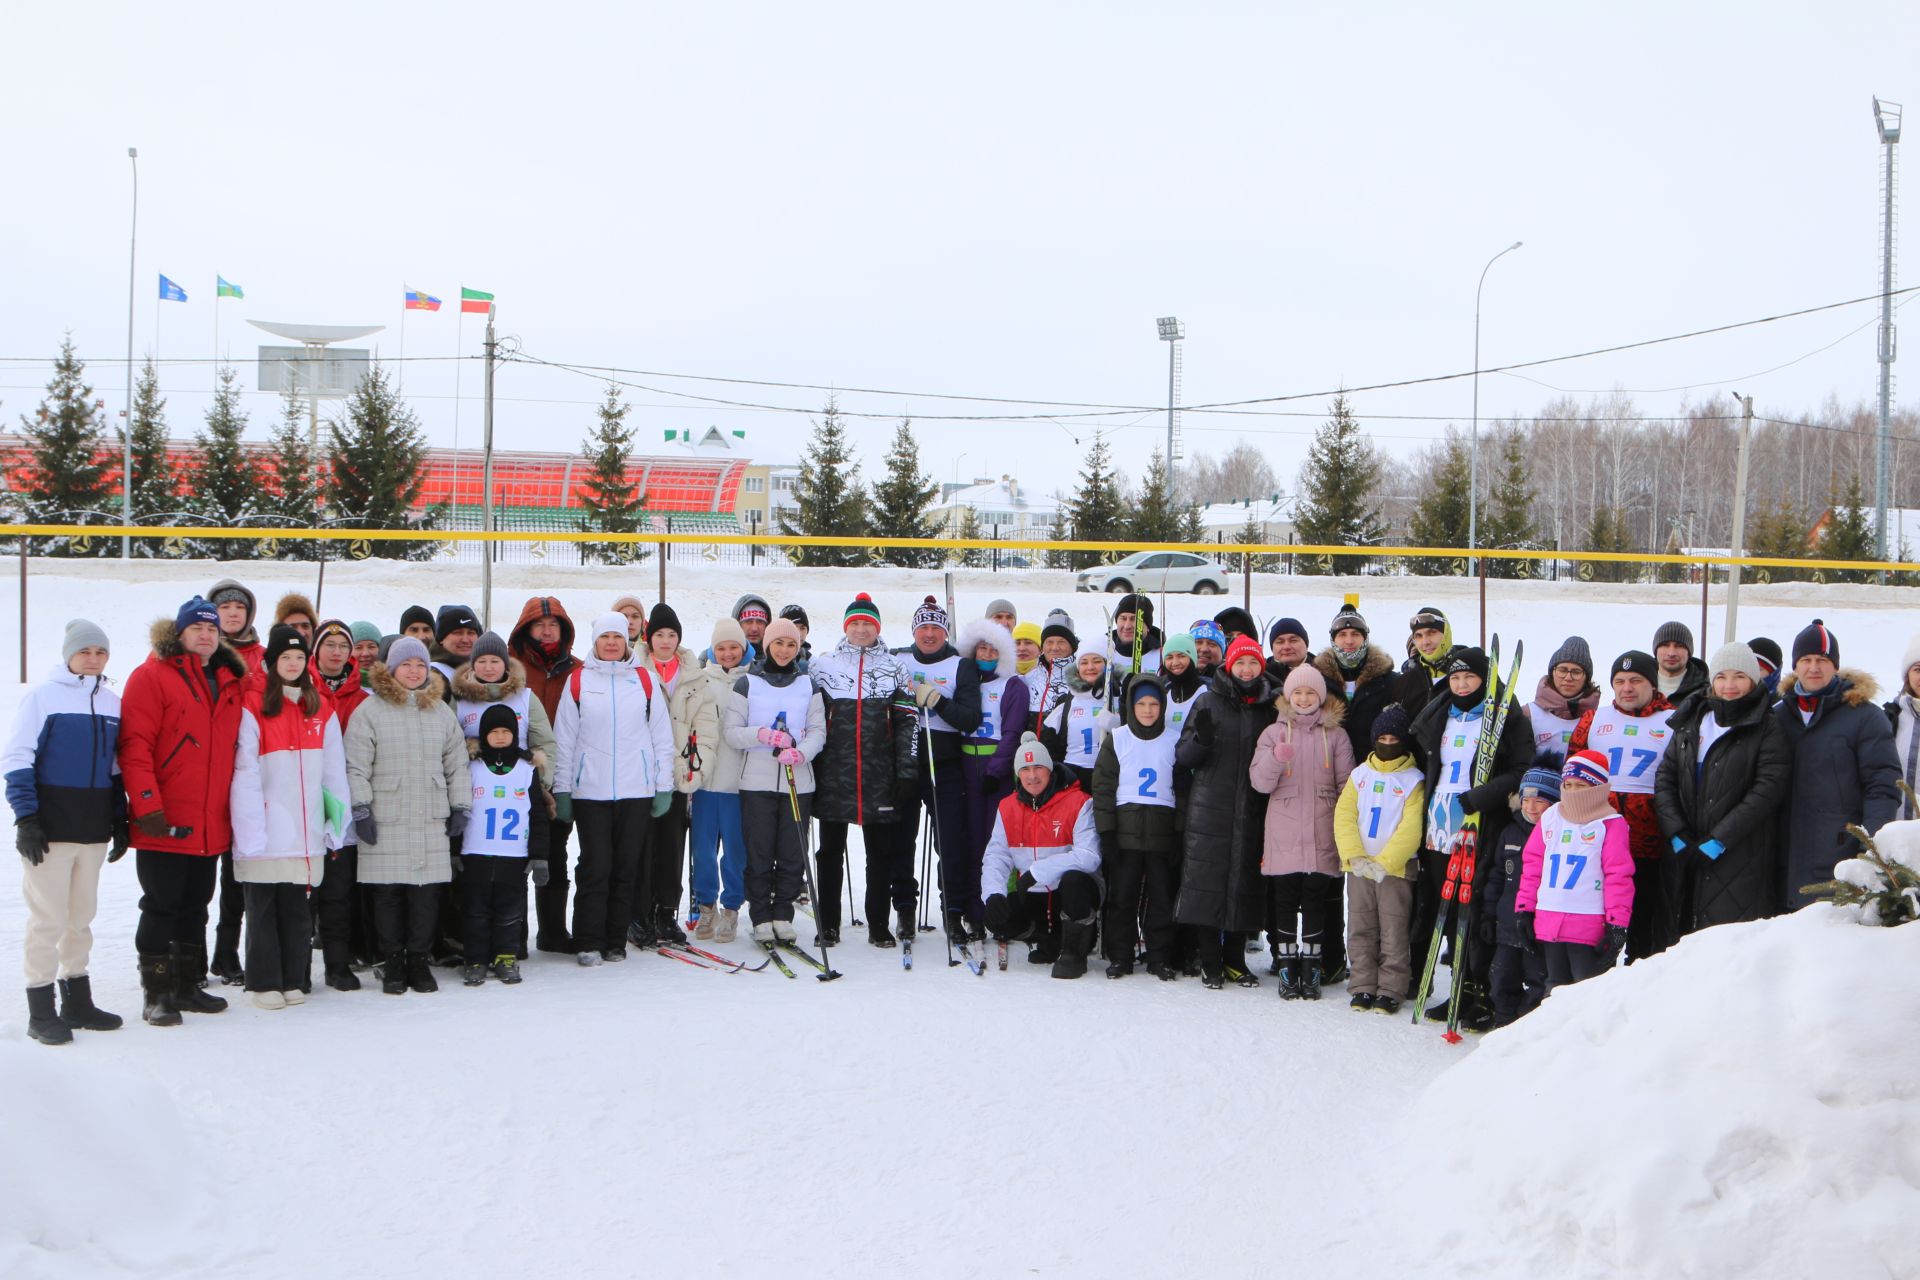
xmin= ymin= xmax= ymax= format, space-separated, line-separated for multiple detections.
xmin=0 ymin=1029 xmax=260 ymax=1279
xmin=1402 ymin=907 xmax=1920 ymax=1279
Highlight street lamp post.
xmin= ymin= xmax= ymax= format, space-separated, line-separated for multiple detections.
xmin=121 ymin=147 xmax=138 ymax=559
xmin=1468 ymin=241 xmax=1522 ymax=571
xmin=1157 ymin=316 xmax=1184 ymax=496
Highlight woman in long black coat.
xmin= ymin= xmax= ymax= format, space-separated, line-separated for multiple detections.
xmin=1653 ymin=645 xmax=1793 ymax=936
xmin=1173 ymin=650 xmax=1276 ymax=988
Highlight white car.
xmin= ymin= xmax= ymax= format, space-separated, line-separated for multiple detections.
xmin=1075 ymin=551 xmax=1230 ymax=595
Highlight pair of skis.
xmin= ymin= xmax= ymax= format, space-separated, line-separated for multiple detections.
xmin=760 ymin=937 xmax=831 ymax=979
xmin=655 ymin=942 xmax=770 ymax=974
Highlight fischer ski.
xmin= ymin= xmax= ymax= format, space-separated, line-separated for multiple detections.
xmin=761 ymin=941 xmax=798 ymax=979
xmin=677 ymin=943 xmax=771 ymax=973
xmin=775 ymin=939 xmax=829 ymax=974
xmin=654 ymin=946 xmax=725 ymax=971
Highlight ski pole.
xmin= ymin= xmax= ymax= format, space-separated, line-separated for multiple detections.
xmin=918 ymin=706 xmax=958 ymax=966
xmin=776 ymin=712 xmax=839 ymax=982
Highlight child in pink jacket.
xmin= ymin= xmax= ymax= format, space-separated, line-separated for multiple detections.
xmin=1250 ymin=664 xmax=1355 ymax=1000
xmin=1514 ymin=749 xmax=1634 ymax=995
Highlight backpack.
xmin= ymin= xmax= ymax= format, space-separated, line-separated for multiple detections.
xmin=569 ymin=663 xmax=653 ymax=717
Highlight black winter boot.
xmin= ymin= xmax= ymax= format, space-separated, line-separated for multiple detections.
xmin=381 ymin=954 xmax=408 ymax=995
xmin=325 ymin=962 xmax=362 ymax=992
xmin=26 ymin=985 xmax=72 ymax=1045
xmin=57 ymin=975 xmax=122 ymax=1031
xmin=406 ymin=953 xmax=439 ymax=994
xmin=174 ymin=946 xmax=228 ymax=1014
xmin=1052 ymin=916 xmax=1095 ymax=980
xmin=655 ymin=906 xmax=688 ymax=947
xmin=139 ymin=954 xmax=181 ymax=1026
xmin=210 ymin=940 xmax=245 ymax=987
xmin=1459 ymin=982 xmax=1495 ymax=1034
xmin=1276 ymin=946 xmax=1303 ymax=1000
xmin=1299 ymin=946 xmax=1323 ymax=1001
xmin=533 ymin=886 xmax=574 ymax=954
xmin=896 ymin=907 xmax=917 ymax=942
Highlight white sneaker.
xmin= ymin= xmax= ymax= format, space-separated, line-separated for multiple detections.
xmin=752 ymin=921 xmax=776 ymax=943
xmin=714 ymin=908 xmax=739 ymax=943
xmin=282 ymin=988 xmax=306 ymax=1006
xmin=577 ymin=951 xmax=603 ymax=967
xmin=772 ymin=919 xmax=798 ymax=943
xmin=252 ymin=990 xmax=286 ymax=1010
xmin=693 ymin=905 xmax=718 ymax=941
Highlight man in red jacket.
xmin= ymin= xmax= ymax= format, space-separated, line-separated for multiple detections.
xmin=509 ymin=596 xmax=578 ymax=951
xmin=118 ymin=596 xmax=250 ymax=1025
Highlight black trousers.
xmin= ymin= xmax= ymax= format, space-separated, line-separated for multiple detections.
xmin=984 ymin=870 xmax=1099 ymax=943
xmin=243 ymin=882 xmax=313 ymax=993
xmin=1267 ymin=871 xmax=1334 ymax=950
xmin=1191 ymin=927 xmax=1250 ymax=972
xmin=1625 ymin=855 xmax=1669 ymax=963
xmin=368 ymin=883 xmax=441 ymax=957
xmin=1321 ymin=873 xmax=1347 ymax=970
xmin=134 ymin=849 xmax=221 ymax=954
xmin=898 ymin=758 xmax=972 ymax=922
xmin=743 ymin=790 xmax=810 ymax=925
xmin=317 ymin=845 xmax=361 ymax=966
xmin=1103 ymin=844 xmax=1180 ymax=963
xmin=1489 ymin=941 xmax=1546 ymax=1021
xmin=214 ymin=850 xmax=244 ymax=961
xmin=1542 ymin=939 xmax=1606 ymax=992
xmin=572 ymin=798 xmax=649 ymax=953
xmin=461 ymin=855 xmax=529 ymax=964
xmin=530 ymin=817 xmax=574 ymax=947
xmin=818 ymin=819 xmax=914 ymax=929
xmin=644 ymin=791 xmax=689 ymax=924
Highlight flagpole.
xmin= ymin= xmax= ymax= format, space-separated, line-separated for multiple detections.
xmin=121 ymin=148 xmax=137 ymax=560
xmin=398 ymin=290 xmax=407 ymax=396
xmin=452 ymin=298 xmax=463 ymax=529
xmin=212 ymin=284 xmax=220 ymax=389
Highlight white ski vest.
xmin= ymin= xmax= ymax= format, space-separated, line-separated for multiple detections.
xmin=1526 ymin=702 xmax=1581 ymax=758
xmin=1534 ymin=807 xmax=1618 ymax=915
xmin=1110 ymin=724 xmax=1177 ymax=809
xmin=1350 ymin=761 xmax=1417 ymax=860
xmin=1165 ymin=683 xmax=1203 ymax=740
xmin=902 ymin=650 xmax=962 ymax=734
xmin=455 ymin=687 xmax=533 ymax=747
xmin=464 ymin=759 xmax=536 ymax=857
xmin=1426 ymin=711 xmax=1482 ymax=848
xmin=741 ymin=670 xmax=813 ymax=740
xmin=1585 ymin=704 xmax=1674 ymax=795
xmin=1054 ymin=689 xmax=1112 ymax=769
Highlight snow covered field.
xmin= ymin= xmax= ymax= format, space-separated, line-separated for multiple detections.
xmin=2 ymin=558 xmax=1917 ymax=1279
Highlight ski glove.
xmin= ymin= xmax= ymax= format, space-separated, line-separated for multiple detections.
xmin=1698 ymin=838 xmax=1725 ymax=861
xmin=1016 ymin=870 xmax=1037 ymax=894
xmin=756 ymin=727 xmax=793 ymax=750
xmin=447 ymin=810 xmax=469 ymax=840
xmin=1514 ymin=911 xmax=1538 ymax=952
xmin=1599 ymin=924 xmax=1629 ymax=966
xmin=1474 ymin=909 xmax=1497 ymax=948
xmin=109 ymin=815 xmax=130 ymax=862
xmin=913 ymin=682 xmax=944 ymax=709
xmin=1670 ymin=834 xmax=1692 ymax=854
xmin=1271 ymin=738 xmax=1295 ymax=764
xmin=776 ymin=747 xmax=804 ymax=766
xmin=133 ymin=810 xmax=172 ymax=840
xmin=650 ymin=793 xmax=672 ymax=819
xmin=553 ymin=793 xmax=573 ymax=824
xmin=16 ymin=817 xmax=47 ymax=867
xmin=1350 ymin=856 xmax=1387 ymax=883
xmin=352 ymin=805 xmax=378 ymax=847
xmin=529 ymin=859 xmax=550 ymax=888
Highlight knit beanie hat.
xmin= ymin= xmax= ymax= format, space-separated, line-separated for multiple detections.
xmin=1013 ymin=621 xmax=1042 ymax=646
xmin=1548 ymin=636 xmax=1594 ymax=679
xmin=1610 ymin=650 xmax=1656 ymax=683
xmin=1409 ymin=606 xmax=1448 ymax=635
xmin=1707 ymin=642 xmax=1763 ymax=685
xmin=1901 ymin=634 xmax=1920 ymax=682
xmin=1074 ymin=640 xmax=1109 ymax=667
xmin=1284 ymin=663 xmax=1328 ymax=699
xmin=1114 ymin=593 xmax=1154 ymax=624
xmin=175 ymin=595 xmax=219 ymax=633
xmin=349 ymin=621 xmax=383 ymax=647
xmin=399 ymin=605 xmax=434 ymax=636
xmin=844 ymin=593 xmax=881 ymax=630
xmin=1445 ymin=646 xmax=1490 ymax=682
xmin=1652 ymin=620 xmax=1694 ymax=655
xmin=1130 ymin=675 xmax=1164 ymax=705
xmin=1371 ymin=704 xmax=1411 ymax=743
xmin=478 ymin=703 xmax=519 ymax=744
xmin=1014 ymin=731 xmax=1052 ymax=772
xmin=1562 ymin=749 xmax=1610 ymax=790
xmin=208 ymin=581 xmax=254 ymax=620
xmin=1188 ymin=619 xmax=1226 ymax=650
xmin=985 ymin=598 xmax=1017 ymax=621
xmin=314 ymin=620 xmax=352 ymax=653
xmin=763 ymin=618 xmax=802 ymax=650
xmin=1792 ymin=619 xmax=1839 ymax=667
xmin=1040 ymin=609 xmax=1078 ymax=649
xmin=1520 ymin=759 xmax=1563 ymax=803
xmin=1328 ymin=608 xmax=1369 ymax=638
xmin=611 ymin=593 xmax=645 ymax=614
xmin=436 ymin=603 xmax=481 ymax=640
xmin=471 ymin=631 xmax=510 ymax=665
xmin=265 ymin=624 xmax=308 ymax=673
xmin=1213 ymin=606 xmax=1257 ymax=639
xmin=387 ymin=636 xmax=431 ymax=669
xmin=779 ymin=603 xmax=810 ymax=629
xmin=1163 ymin=633 xmax=1197 ymax=662
xmin=1224 ymin=634 xmax=1265 ymax=672
xmin=589 ymin=613 xmax=629 ymax=647
xmin=62 ymin=618 xmax=110 ymax=663
xmin=732 ymin=593 xmax=773 ymax=624
xmin=911 ymin=595 xmax=949 ymax=635
xmin=646 ymin=603 xmax=682 ymax=640
xmin=1267 ymin=617 xmax=1309 ymax=644
xmin=1747 ymin=637 xmax=1783 ymax=675
xmin=710 ymin=618 xmax=748 ymax=656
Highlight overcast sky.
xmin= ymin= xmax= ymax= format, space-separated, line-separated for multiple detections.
xmin=4 ymin=2 xmax=1916 ymax=497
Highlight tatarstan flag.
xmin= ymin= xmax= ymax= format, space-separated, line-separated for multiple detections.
xmin=460 ymin=286 xmax=494 ymax=315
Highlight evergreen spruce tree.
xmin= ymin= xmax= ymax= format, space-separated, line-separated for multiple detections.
xmin=1127 ymin=449 xmax=1183 ymax=543
xmin=324 ymin=365 xmax=438 ymax=560
xmin=1064 ymin=433 xmax=1126 ymax=569
xmin=1404 ymin=433 xmax=1471 ymax=576
xmin=576 ymin=385 xmax=647 ymax=566
xmin=1233 ymin=510 xmax=1277 ymax=573
xmin=957 ymin=505 xmax=987 ymax=569
xmin=869 ymin=420 xmax=939 ymax=568
xmin=1819 ymin=474 xmax=1875 ymax=584
xmin=261 ymin=386 xmax=322 ymax=560
xmin=18 ymin=336 xmax=114 ymax=555
xmin=1178 ymin=500 xmax=1206 ymax=545
xmin=1579 ymin=506 xmax=1637 ymax=583
xmin=188 ymin=366 xmax=263 ymax=560
xmin=1482 ymin=428 xmax=1538 ymax=580
xmin=1291 ymin=394 xmax=1387 ymax=575
xmin=1041 ymin=512 xmax=1073 ymax=570
xmin=778 ymin=399 xmax=868 ymax=567
xmin=121 ymin=358 xmax=178 ymax=546
xmin=1746 ymin=497 xmax=1808 ymax=584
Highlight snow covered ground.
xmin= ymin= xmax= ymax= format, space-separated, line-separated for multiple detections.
xmin=2 ymin=558 xmax=1917 ymax=1278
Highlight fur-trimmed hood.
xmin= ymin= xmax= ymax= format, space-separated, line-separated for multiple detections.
xmin=1312 ymin=644 xmax=1396 ymax=689
xmin=1778 ymin=668 xmax=1880 ymax=706
xmin=955 ymin=618 xmax=1016 ymax=667
xmin=450 ymin=656 xmax=529 ymax=704
xmin=147 ymin=617 xmax=249 ymax=680
xmin=367 ymin=661 xmax=450 ymax=709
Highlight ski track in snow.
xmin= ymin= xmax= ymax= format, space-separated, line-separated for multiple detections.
xmin=4 ymin=560 xmax=1919 ymax=1278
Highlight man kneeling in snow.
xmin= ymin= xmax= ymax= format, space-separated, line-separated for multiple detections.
xmin=980 ymin=733 xmax=1102 ymax=979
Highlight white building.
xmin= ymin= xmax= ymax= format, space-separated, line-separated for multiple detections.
xmin=931 ymin=475 xmax=1062 ymax=537
xmin=1195 ymin=496 xmax=1293 ymax=545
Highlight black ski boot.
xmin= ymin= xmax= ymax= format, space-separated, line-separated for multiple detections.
xmin=1276 ymin=947 xmax=1302 ymax=1000
xmin=139 ymin=954 xmax=181 ymax=1026
xmin=655 ymin=907 xmax=688 ymax=947
xmin=1225 ymin=962 xmax=1260 ymax=989
xmin=1424 ymin=994 xmax=1452 ymax=1023
xmin=1372 ymin=994 xmax=1402 ymax=1017
xmin=1459 ymin=982 xmax=1495 ymax=1034
xmin=325 ymin=962 xmax=362 ymax=992
xmin=57 ymin=975 xmax=122 ymax=1031
xmin=1299 ymin=946 xmax=1323 ymax=1001
xmin=462 ymin=964 xmax=487 ymax=987
xmin=26 ymin=984 xmax=72 ymax=1045
xmin=1052 ymin=916 xmax=1094 ymax=980
xmin=816 ymin=926 xmax=841 ymax=948
xmin=381 ymin=953 xmax=408 ymax=995
xmin=210 ymin=942 xmax=245 ymax=987
xmin=174 ymin=945 xmax=228 ymax=1014
xmin=626 ymin=919 xmax=657 ymax=951
xmin=1105 ymin=959 xmax=1134 ymax=979
xmin=407 ymin=954 xmax=439 ymax=993
xmin=1148 ymin=959 xmax=1177 ymax=981
xmin=1350 ymin=992 xmax=1376 ymax=1013
xmin=1200 ymin=965 xmax=1225 ymax=990
xmin=867 ymin=923 xmax=896 ymax=948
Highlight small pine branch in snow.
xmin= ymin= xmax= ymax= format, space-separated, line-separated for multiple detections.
xmin=1800 ymin=821 xmax=1920 ymax=926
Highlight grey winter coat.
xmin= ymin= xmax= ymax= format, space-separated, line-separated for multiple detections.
xmin=345 ymin=665 xmax=468 ymax=885
xmin=1773 ymin=669 xmax=1900 ymax=910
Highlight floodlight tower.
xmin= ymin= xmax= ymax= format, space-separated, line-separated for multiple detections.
xmin=247 ymin=320 xmax=386 ymax=453
xmin=1157 ymin=316 xmax=1184 ymax=497
xmin=1874 ymin=97 xmax=1902 ymax=571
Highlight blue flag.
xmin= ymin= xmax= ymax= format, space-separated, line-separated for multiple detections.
xmin=158 ymin=274 xmax=187 ymax=302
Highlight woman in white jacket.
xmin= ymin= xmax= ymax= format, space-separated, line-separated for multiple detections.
xmin=553 ymin=613 xmax=676 ymax=965
xmin=230 ymin=626 xmax=349 ymax=1008
xmin=724 ymin=618 xmax=827 ymax=944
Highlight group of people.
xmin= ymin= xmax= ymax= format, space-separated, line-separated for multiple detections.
xmin=8 ymin=573 xmax=1903 ymax=1047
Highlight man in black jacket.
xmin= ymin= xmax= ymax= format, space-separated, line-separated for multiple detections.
xmin=894 ymin=595 xmax=983 ymax=937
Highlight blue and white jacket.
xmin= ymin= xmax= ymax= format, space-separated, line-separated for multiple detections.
xmin=2 ymin=667 xmax=123 ymax=843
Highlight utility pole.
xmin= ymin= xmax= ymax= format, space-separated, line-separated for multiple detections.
xmin=480 ymin=313 xmax=497 ymax=630
xmin=121 ymin=147 xmax=138 ymax=559
xmin=1725 ymin=392 xmax=1755 ymax=644
xmin=1873 ymin=97 xmax=1902 ymax=581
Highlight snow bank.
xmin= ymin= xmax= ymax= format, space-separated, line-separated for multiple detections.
xmin=1403 ymin=907 xmax=1920 ymax=1279
xmin=0 ymin=1028 xmax=260 ymax=1279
